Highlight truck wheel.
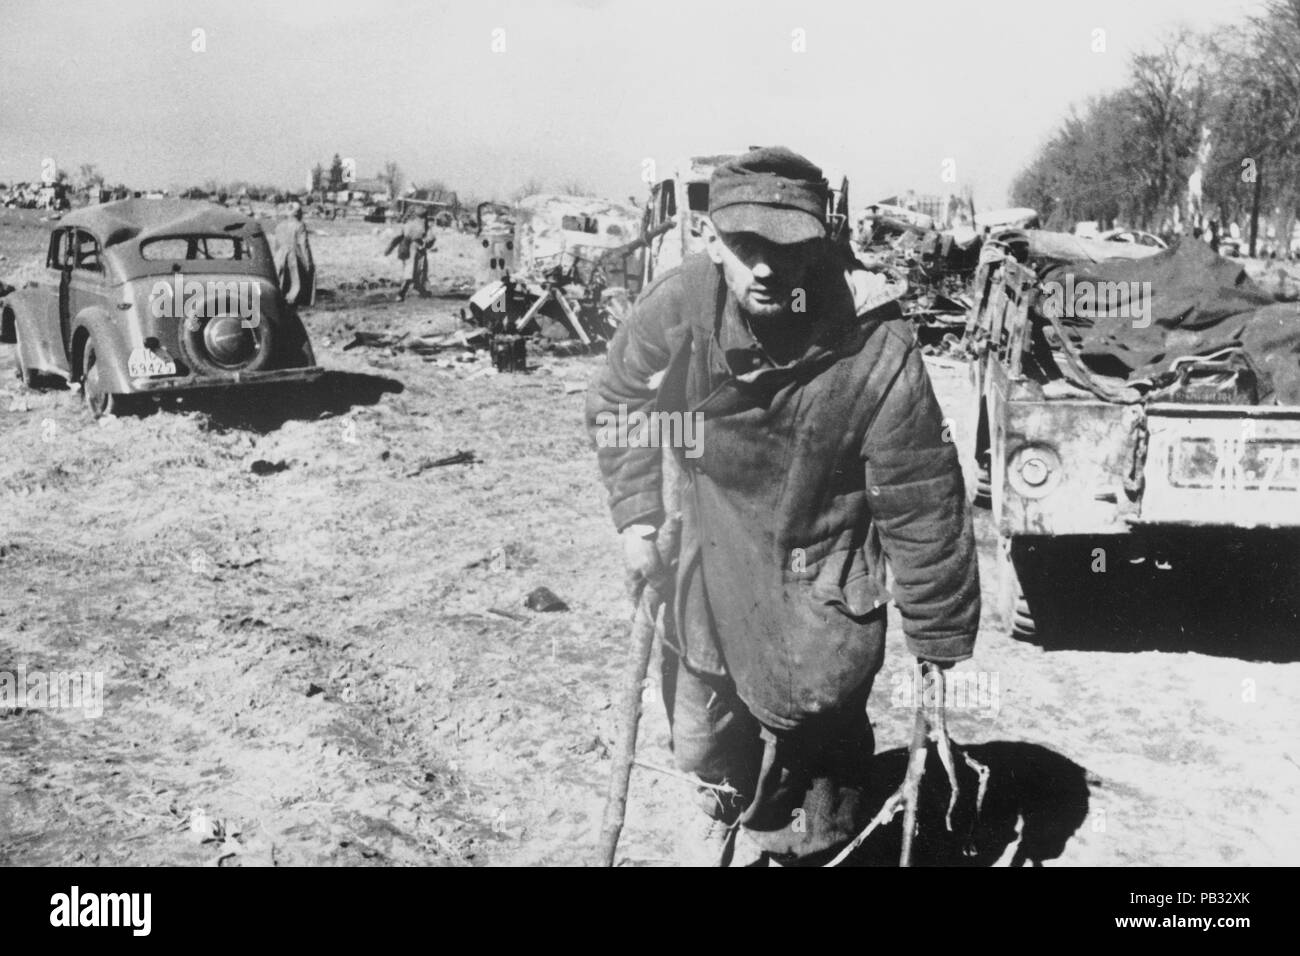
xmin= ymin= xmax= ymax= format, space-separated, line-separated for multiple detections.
xmin=997 ymin=533 xmax=1037 ymax=639
xmin=1011 ymin=593 xmax=1036 ymax=638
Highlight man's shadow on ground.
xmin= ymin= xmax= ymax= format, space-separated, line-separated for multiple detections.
xmin=834 ymin=741 xmax=1090 ymax=867
xmin=159 ymin=370 xmax=403 ymax=433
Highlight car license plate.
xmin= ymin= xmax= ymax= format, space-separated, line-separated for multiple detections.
xmin=127 ymin=347 xmax=177 ymax=378
xmin=1171 ymin=437 xmax=1300 ymax=491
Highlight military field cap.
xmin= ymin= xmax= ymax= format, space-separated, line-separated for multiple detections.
xmin=709 ymin=146 xmax=828 ymax=244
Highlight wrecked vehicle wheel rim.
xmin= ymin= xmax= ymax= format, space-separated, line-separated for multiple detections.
xmin=85 ymin=348 xmax=108 ymax=416
xmin=13 ymin=324 xmax=29 ymax=384
xmin=203 ymin=316 xmax=255 ymax=367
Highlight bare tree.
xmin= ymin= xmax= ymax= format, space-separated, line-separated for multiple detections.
xmin=511 ymin=177 xmax=546 ymax=202
xmin=1201 ymin=3 xmax=1300 ymax=253
xmin=1125 ymin=29 xmax=1211 ymax=229
xmin=77 ymin=163 xmax=104 ymax=190
xmin=1009 ymin=93 xmax=1142 ymax=230
xmin=380 ymin=161 xmax=403 ymax=199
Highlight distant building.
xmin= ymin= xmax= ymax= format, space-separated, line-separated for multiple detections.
xmin=348 ymin=178 xmax=391 ymax=202
xmin=875 ymin=191 xmax=953 ymax=228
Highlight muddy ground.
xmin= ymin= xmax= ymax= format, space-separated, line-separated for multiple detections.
xmin=2 ymin=208 xmax=1297 ymax=866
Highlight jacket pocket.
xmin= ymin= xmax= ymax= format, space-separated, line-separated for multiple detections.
xmin=807 ymin=534 xmax=890 ymax=621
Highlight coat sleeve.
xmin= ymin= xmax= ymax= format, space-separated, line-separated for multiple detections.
xmin=861 ymin=333 xmax=980 ymax=662
xmin=583 ymin=272 xmax=685 ymax=532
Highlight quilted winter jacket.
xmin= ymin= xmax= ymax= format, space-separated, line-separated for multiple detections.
xmin=585 ymin=252 xmax=979 ymax=729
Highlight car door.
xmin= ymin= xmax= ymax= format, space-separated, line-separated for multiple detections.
xmin=36 ymin=228 xmax=75 ymax=373
xmin=68 ymin=230 xmax=112 ymax=349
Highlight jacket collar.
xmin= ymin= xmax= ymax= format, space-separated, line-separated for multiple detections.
xmin=699 ymin=258 xmax=875 ymax=385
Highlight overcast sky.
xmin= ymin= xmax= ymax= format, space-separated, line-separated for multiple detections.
xmin=0 ymin=0 xmax=1263 ymax=208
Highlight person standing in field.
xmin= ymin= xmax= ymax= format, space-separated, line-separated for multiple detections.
xmin=272 ymin=201 xmax=315 ymax=307
xmin=384 ymin=208 xmax=437 ymax=301
xmin=586 ymin=146 xmax=980 ymax=866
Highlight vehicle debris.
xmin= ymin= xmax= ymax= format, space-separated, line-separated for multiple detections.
xmin=855 ymin=212 xmax=981 ymax=349
xmin=961 ymin=229 xmax=1300 ymax=640
xmin=341 ymin=327 xmax=490 ymax=355
xmin=464 ymin=194 xmax=645 ymax=350
xmin=404 ymin=450 xmax=479 ymax=476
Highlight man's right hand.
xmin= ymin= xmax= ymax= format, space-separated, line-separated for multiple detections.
xmin=621 ymin=525 xmax=668 ymax=599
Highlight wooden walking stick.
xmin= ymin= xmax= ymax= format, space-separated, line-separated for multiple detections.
xmin=595 ymin=450 xmax=684 ymax=867
xmin=594 ymin=580 xmax=665 ymax=867
xmin=824 ymin=660 xmax=990 ymax=867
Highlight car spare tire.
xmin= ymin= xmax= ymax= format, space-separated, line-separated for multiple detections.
xmin=179 ymin=313 xmax=277 ymax=377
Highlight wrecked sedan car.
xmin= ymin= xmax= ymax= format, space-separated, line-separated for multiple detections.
xmin=1 ymin=199 xmax=322 ymax=417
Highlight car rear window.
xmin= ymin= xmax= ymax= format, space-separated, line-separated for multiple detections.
xmin=140 ymin=236 xmax=253 ymax=261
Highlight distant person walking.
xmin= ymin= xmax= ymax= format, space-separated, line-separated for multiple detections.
xmin=384 ymin=209 xmax=437 ymax=301
xmin=273 ymin=201 xmax=315 ymax=307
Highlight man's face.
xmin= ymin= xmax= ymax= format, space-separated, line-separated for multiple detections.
xmin=706 ymin=226 xmax=824 ymax=319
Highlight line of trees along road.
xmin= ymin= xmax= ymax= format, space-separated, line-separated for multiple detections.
xmin=1011 ymin=0 xmax=1300 ymax=255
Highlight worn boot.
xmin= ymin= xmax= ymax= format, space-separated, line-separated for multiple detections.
xmin=679 ymin=812 xmax=738 ymax=867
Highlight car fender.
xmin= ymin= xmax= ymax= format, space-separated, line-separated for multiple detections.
xmin=72 ymin=306 xmax=133 ymax=393
xmin=3 ymin=289 xmax=72 ymax=379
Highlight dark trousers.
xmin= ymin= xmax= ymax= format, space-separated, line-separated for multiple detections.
xmin=661 ymin=633 xmax=881 ymax=863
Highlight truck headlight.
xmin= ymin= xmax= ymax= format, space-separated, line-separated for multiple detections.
xmin=1021 ymin=455 xmax=1049 ymax=486
xmin=1008 ymin=444 xmax=1062 ymax=498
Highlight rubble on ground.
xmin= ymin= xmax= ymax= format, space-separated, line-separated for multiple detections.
xmin=855 ymin=213 xmax=981 ymax=352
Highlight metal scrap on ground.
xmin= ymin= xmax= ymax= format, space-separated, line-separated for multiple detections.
xmin=404 ymin=450 xmax=480 ymax=477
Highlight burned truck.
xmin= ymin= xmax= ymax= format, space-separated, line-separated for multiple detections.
xmin=961 ymin=231 xmax=1300 ymax=639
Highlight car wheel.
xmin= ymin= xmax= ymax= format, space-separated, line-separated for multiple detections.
xmin=13 ymin=322 xmax=34 ymax=388
xmin=82 ymin=339 xmax=121 ymax=419
xmin=178 ymin=313 xmax=277 ymax=377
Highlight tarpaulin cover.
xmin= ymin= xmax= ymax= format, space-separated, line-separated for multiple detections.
xmin=1038 ymin=239 xmax=1300 ymax=405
